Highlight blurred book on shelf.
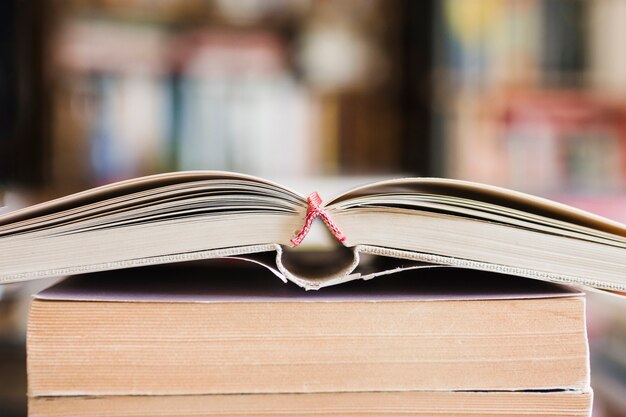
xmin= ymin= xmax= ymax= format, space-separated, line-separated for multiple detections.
xmin=172 ymin=30 xmax=317 ymax=176
xmin=35 ymin=0 xmax=426 ymax=196
xmin=587 ymin=292 xmax=626 ymax=417
xmin=53 ymin=19 xmax=171 ymax=188
xmin=589 ymin=0 xmax=626 ymax=97
xmin=446 ymin=90 xmax=626 ymax=194
xmin=436 ymin=0 xmax=626 ymax=222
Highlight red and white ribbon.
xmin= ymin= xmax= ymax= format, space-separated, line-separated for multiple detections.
xmin=290 ymin=192 xmax=346 ymax=247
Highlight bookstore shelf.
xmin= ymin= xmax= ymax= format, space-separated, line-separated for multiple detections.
xmin=435 ymin=3 xmax=626 ymax=415
xmin=1 ymin=0 xmax=626 ymax=416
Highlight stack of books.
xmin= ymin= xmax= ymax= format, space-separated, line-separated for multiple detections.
xmin=27 ymin=263 xmax=592 ymax=417
xmin=0 ymin=171 xmax=622 ymax=416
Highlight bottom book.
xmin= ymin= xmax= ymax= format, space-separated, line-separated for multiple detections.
xmin=28 ymin=264 xmax=589 ymax=395
xmin=29 ymin=390 xmax=593 ymax=417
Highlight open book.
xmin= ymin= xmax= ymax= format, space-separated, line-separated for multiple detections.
xmin=0 ymin=171 xmax=624 ymax=293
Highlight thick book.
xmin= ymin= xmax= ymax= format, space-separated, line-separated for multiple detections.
xmin=27 ymin=265 xmax=589 ymax=396
xmin=29 ymin=391 xmax=593 ymax=417
xmin=1 ymin=171 xmax=625 ymax=292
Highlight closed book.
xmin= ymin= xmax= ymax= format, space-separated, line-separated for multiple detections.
xmin=29 ymin=390 xmax=593 ymax=417
xmin=27 ymin=264 xmax=589 ymax=396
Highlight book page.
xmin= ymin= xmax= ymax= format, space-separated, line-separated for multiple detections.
xmin=0 ymin=171 xmax=305 ymax=233
xmin=328 ymin=177 xmax=626 ymax=237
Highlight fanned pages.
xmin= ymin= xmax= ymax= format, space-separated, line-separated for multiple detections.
xmin=0 ymin=171 xmax=625 ymax=292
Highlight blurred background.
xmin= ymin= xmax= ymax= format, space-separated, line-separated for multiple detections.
xmin=1 ymin=0 xmax=626 ymax=416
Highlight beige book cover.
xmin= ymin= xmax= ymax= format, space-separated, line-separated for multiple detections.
xmin=28 ymin=264 xmax=589 ymax=396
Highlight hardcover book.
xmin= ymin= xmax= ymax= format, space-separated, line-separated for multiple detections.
xmin=27 ymin=264 xmax=590 ymax=395
xmin=1 ymin=171 xmax=624 ymax=292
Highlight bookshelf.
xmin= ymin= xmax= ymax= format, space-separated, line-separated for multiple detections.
xmin=1 ymin=0 xmax=626 ymax=416
xmin=434 ymin=0 xmax=626 ymax=201
xmin=434 ymin=2 xmax=626 ymax=415
xmin=1 ymin=0 xmax=434 ymax=195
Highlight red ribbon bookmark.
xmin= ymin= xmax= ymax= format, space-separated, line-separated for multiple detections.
xmin=290 ymin=192 xmax=346 ymax=247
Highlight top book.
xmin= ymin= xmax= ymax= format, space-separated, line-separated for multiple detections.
xmin=0 ymin=171 xmax=624 ymax=293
